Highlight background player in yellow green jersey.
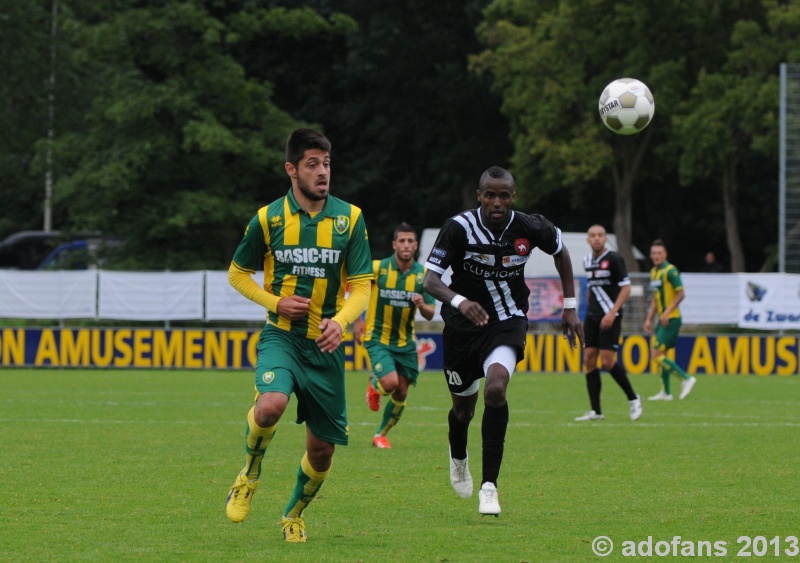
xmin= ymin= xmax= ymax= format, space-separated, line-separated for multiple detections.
xmin=354 ymin=223 xmax=436 ymax=449
xmin=644 ymin=239 xmax=697 ymax=401
xmin=224 ymin=129 xmax=373 ymax=543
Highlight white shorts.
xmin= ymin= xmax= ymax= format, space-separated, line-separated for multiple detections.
xmin=453 ymin=345 xmax=517 ymax=397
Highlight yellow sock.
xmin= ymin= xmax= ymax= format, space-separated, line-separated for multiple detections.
xmin=378 ymin=396 xmax=406 ymax=436
xmin=242 ymin=406 xmax=277 ymax=482
xmin=284 ymin=453 xmax=330 ymax=518
xmin=375 ymin=378 xmax=391 ymax=396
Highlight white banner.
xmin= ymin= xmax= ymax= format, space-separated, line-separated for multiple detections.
xmin=680 ymin=274 xmax=739 ymax=324
xmin=0 ymin=270 xmax=97 ymax=319
xmin=98 ymin=271 xmax=204 ymax=320
xmin=738 ymin=273 xmax=800 ymax=329
xmin=204 ymin=270 xmax=267 ymax=321
xmin=0 ymin=269 xmax=795 ymax=327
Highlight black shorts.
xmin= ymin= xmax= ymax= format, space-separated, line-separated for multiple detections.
xmin=583 ymin=315 xmax=622 ymax=351
xmin=442 ymin=316 xmax=528 ymax=394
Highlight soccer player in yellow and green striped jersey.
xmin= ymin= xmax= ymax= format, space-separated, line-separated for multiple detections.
xmin=354 ymin=223 xmax=435 ymax=449
xmin=644 ymin=239 xmax=697 ymax=402
xmin=224 ymin=129 xmax=373 ymax=543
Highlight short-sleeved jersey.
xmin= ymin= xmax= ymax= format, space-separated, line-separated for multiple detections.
xmin=583 ymin=249 xmax=631 ymax=319
xmin=650 ymin=260 xmax=683 ymax=319
xmin=231 ymin=188 xmax=373 ymax=339
xmin=425 ymin=209 xmax=563 ymax=332
xmin=362 ymin=255 xmax=435 ymax=350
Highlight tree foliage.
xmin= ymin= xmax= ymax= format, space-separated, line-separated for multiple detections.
xmin=41 ymin=1 xmax=327 ymax=269
xmin=0 ymin=1 xmax=64 ymax=234
xmin=250 ymin=0 xmax=511 ymax=256
xmin=470 ymin=0 xmax=800 ymax=272
xmin=1 ymin=0 xmax=795 ymax=272
xmin=676 ymin=1 xmax=800 ymax=271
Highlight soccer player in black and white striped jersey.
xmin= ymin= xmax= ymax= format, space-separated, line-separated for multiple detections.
xmin=423 ymin=166 xmax=583 ymax=516
xmin=574 ymin=224 xmax=642 ymax=422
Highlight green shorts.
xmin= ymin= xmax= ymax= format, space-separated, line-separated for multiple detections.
xmin=364 ymin=340 xmax=420 ymax=385
xmin=255 ymin=325 xmax=348 ymax=445
xmin=654 ymin=317 xmax=682 ymax=351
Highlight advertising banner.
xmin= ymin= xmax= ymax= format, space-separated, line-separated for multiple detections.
xmin=1 ymin=327 xmax=798 ymax=375
xmin=738 ymin=273 xmax=800 ymax=329
xmin=525 ymin=278 xmax=586 ymax=322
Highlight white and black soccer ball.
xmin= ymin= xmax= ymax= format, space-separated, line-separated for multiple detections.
xmin=598 ymin=78 xmax=655 ymax=135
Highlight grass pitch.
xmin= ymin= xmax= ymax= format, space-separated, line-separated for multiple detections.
xmin=0 ymin=369 xmax=797 ymax=562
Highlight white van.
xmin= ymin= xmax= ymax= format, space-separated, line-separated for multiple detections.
xmin=418 ymin=228 xmax=645 ymax=277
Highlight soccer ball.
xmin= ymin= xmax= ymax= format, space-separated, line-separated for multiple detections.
xmin=598 ymin=78 xmax=655 ymax=135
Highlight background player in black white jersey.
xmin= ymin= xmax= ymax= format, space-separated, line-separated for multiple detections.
xmin=575 ymin=224 xmax=642 ymax=422
xmin=423 ymin=166 xmax=583 ymax=516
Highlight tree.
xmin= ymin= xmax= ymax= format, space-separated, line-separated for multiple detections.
xmin=5 ymin=0 xmax=790 ymax=273
xmin=240 ymin=0 xmax=511 ymax=255
xmin=327 ymin=0 xmax=512 ymax=254
xmin=43 ymin=2 xmax=343 ymax=269
xmin=471 ymin=0 xmax=772 ymax=272
xmin=0 ymin=1 xmax=63 ymax=235
xmin=676 ymin=0 xmax=800 ymax=272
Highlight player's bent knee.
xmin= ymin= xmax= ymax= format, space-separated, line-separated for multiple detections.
xmin=254 ymin=393 xmax=289 ymax=427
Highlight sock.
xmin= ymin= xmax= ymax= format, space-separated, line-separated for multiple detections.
xmin=376 ymin=396 xmax=405 ymax=436
xmin=608 ymin=363 xmax=637 ymax=401
xmin=481 ymin=402 xmax=509 ymax=487
xmin=373 ymin=377 xmax=391 ymax=396
xmin=660 ymin=365 xmax=671 ymax=395
xmin=662 ymin=357 xmax=690 ymax=380
xmin=585 ymin=368 xmax=602 ymax=413
xmin=283 ymin=453 xmax=330 ymax=519
xmin=448 ymin=408 xmax=470 ymax=460
xmin=242 ymin=406 xmax=277 ymax=482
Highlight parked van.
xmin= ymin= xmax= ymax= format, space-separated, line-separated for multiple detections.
xmin=418 ymin=228 xmax=645 ymax=277
xmin=0 ymin=230 xmax=119 ymax=270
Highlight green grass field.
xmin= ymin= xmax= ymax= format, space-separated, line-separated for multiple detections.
xmin=1 ymin=369 xmax=798 ymax=562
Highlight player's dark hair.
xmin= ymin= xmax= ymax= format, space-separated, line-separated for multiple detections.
xmin=393 ymin=222 xmax=417 ymax=241
xmin=651 ymin=238 xmax=667 ymax=250
xmin=479 ymin=166 xmax=514 ymax=191
xmin=286 ymin=128 xmax=331 ymax=167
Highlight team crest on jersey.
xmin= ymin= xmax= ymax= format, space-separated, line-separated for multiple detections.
xmin=262 ymin=371 xmax=275 ymax=385
xmin=515 ymin=238 xmax=530 ymax=255
xmin=374 ymin=362 xmax=383 ymax=374
xmin=334 ymin=215 xmax=350 ymax=234
xmin=416 ymin=273 xmax=424 ymax=284
xmin=270 ymin=215 xmax=282 ymax=228
xmin=601 ymin=260 xmax=609 ymax=269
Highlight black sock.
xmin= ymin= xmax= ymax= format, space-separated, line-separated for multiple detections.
xmin=481 ymin=402 xmax=509 ymax=486
xmin=608 ymin=363 xmax=637 ymax=401
xmin=586 ymin=368 xmax=602 ymax=413
xmin=448 ymin=408 xmax=470 ymax=460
